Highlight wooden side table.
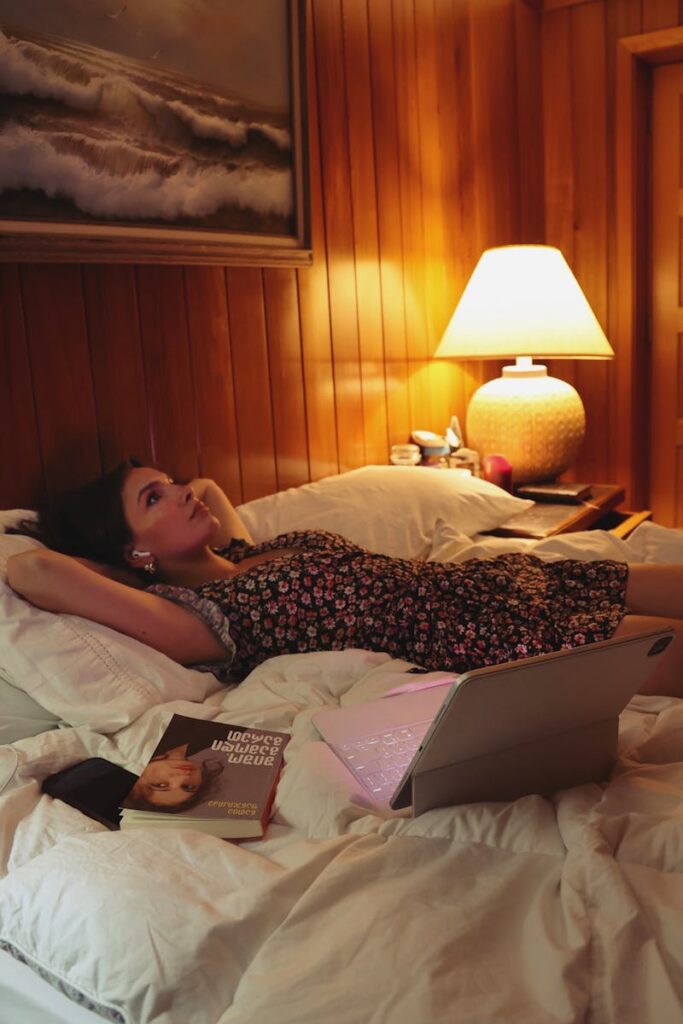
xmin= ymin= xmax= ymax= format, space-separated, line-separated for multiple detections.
xmin=488 ymin=484 xmax=651 ymax=540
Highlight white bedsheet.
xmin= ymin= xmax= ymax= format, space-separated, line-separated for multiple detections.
xmin=0 ymin=523 xmax=682 ymax=1024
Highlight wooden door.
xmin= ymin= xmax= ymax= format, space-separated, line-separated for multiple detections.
xmin=651 ymin=62 xmax=683 ymax=526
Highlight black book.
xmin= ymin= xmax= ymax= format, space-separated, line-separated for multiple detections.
xmin=43 ymin=758 xmax=138 ymax=830
xmin=515 ymin=482 xmax=592 ymax=505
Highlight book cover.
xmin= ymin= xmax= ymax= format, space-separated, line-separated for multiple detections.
xmin=119 ymin=714 xmax=289 ymax=839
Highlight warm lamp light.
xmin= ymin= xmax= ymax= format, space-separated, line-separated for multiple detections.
xmin=434 ymin=245 xmax=614 ymax=483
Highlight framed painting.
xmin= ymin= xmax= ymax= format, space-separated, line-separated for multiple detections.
xmin=0 ymin=0 xmax=310 ymax=265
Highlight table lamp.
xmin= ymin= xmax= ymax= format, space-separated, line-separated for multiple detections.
xmin=434 ymin=245 xmax=614 ymax=483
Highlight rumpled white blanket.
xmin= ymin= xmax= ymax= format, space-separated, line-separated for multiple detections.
xmin=1 ymin=523 xmax=682 ymax=1024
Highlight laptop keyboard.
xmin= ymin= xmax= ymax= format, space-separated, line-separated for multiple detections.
xmin=337 ymin=722 xmax=429 ymax=799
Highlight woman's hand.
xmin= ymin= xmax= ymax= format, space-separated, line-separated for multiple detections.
xmin=189 ymin=478 xmax=253 ymax=547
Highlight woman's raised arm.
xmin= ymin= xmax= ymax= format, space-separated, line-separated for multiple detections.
xmin=189 ymin=478 xmax=253 ymax=547
xmin=6 ymin=549 xmax=228 ymax=666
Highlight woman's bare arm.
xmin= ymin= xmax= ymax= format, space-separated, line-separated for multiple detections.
xmin=189 ymin=478 xmax=253 ymax=547
xmin=71 ymin=556 xmax=145 ymax=588
xmin=6 ymin=549 xmax=229 ymax=666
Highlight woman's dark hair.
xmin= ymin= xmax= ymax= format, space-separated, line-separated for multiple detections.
xmin=7 ymin=458 xmax=141 ymax=568
xmin=125 ymin=758 xmax=225 ymax=814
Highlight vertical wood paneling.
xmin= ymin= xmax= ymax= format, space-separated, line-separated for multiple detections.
xmin=541 ymin=10 xmax=579 ymax=418
xmin=514 ymin=1 xmax=545 ymax=242
xmin=542 ymin=11 xmax=575 ymax=259
xmin=225 ymin=268 xmax=278 ymax=501
xmin=368 ymin=0 xmax=412 ymax=447
xmin=470 ymin=0 xmax=521 ymax=248
xmin=341 ymin=0 xmax=389 ymax=466
xmin=395 ymin=0 xmax=431 ymax=431
xmin=296 ymin=2 xmax=339 ymax=483
xmin=312 ymin=0 xmax=365 ymax=471
xmin=650 ymin=62 xmax=683 ymax=524
xmin=606 ymin=0 xmax=642 ymax=498
xmin=541 ymin=0 xmax=683 ymax=502
xmin=263 ymin=268 xmax=310 ymax=490
xmin=414 ymin=0 xmax=456 ymax=433
xmin=642 ymin=0 xmax=679 ymax=30
xmin=0 ymin=265 xmax=43 ymax=506
xmin=433 ymin=0 xmax=481 ymax=422
xmin=570 ymin=1 xmax=611 ymax=482
xmin=184 ymin=266 xmax=243 ymax=501
xmin=136 ymin=266 xmax=198 ymax=483
xmin=83 ymin=265 xmax=151 ymax=470
xmin=415 ymin=0 xmax=450 ymax=341
xmin=0 ymin=0 xmax=558 ymax=510
xmin=19 ymin=265 xmax=101 ymax=496
xmin=467 ymin=0 xmax=526 ymax=440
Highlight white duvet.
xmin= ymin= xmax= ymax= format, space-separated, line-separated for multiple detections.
xmin=1 ymin=523 xmax=683 ymax=1024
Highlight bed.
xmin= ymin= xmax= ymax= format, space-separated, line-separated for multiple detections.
xmin=1 ymin=467 xmax=683 ymax=1024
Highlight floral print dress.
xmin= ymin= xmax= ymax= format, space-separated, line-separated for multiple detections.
xmin=148 ymin=530 xmax=629 ymax=681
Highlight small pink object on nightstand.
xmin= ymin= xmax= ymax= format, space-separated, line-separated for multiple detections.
xmin=482 ymin=453 xmax=513 ymax=492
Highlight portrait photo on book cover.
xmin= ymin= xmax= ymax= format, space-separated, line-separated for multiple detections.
xmin=120 ymin=714 xmax=289 ymax=838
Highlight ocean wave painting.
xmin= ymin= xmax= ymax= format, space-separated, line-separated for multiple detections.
xmin=0 ymin=0 xmax=300 ymax=244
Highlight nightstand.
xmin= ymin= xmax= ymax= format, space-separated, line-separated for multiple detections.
xmin=487 ymin=484 xmax=652 ymax=540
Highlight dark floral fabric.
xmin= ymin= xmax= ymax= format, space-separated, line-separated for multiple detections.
xmin=150 ymin=530 xmax=629 ymax=681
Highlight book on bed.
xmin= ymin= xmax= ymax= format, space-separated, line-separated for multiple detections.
xmin=119 ymin=714 xmax=289 ymax=839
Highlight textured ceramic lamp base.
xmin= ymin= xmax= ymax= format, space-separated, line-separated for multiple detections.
xmin=465 ymin=372 xmax=585 ymax=484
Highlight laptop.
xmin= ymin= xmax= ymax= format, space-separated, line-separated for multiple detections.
xmin=312 ymin=629 xmax=675 ymax=815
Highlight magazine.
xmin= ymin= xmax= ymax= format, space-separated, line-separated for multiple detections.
xmin=119 ymin=714 xmax=289 ymax=839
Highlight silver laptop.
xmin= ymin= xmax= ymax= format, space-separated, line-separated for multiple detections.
xmin=312 ymin=629 xmax=675 ymax=815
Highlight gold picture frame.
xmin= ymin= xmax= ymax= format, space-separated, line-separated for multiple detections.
xmin=0 ymin=0 xmax=310 ymax=266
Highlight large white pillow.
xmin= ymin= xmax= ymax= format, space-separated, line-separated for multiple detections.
xmin=237 ymin=466 xmax=532 ymax=558
xmin=0 ymin=522 xmax=223 ymax=732
xmin=0 ymin=581 xmax=223 ymax=732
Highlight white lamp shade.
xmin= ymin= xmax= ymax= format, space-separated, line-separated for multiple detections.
xmin=435 ymin=245 xmax=614 ymax=360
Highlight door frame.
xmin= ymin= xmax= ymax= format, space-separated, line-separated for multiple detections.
xmin=616 ymin=27 xmax=683 ymax=507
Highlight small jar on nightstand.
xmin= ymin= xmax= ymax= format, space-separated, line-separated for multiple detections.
xmin=389 ymin=444 xmax=421 ymax=466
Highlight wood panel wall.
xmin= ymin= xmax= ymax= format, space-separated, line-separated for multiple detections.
xmin=540 ymin=0 xmax=683 ymax=505
xmin=0 ymin=0 xmax=544 ymax=511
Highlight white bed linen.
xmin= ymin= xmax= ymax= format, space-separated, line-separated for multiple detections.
xmin=0 ymin=949 xmax=105 ymax=1024
xmin=0 ymin=523 xmax=682 ymax=1023
xmin=0 ymin=674 xmax=61 ymax=745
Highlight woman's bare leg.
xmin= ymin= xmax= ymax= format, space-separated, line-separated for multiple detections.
xmin=609 ymin=564 xmax=683 ymax=696
xmin=625 ymin=564 xmax=683 ymax=620
xmin=613 ymin=614 xmax=683 ymax=696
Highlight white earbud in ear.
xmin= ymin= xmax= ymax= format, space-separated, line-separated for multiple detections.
xmin=132 ymin=549 xmax=152 ymax=558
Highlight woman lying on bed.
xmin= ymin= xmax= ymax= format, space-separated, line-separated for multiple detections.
xmin=7 ymin=460 xmax=683 ymax=696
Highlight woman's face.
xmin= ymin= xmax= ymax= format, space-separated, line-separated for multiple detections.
xmin=132 ymin=752 xmax=203 ymax=808
xmin=121 ymin=467 xmax=219 ymax=563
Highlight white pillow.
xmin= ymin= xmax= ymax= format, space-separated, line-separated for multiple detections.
xmin=0 ymin=523 xmax=223 ymax=732
xmin=0 ymin=674 xmax=61 ymax=745
xmin=0 ymin=580 xmax=224 ymax=732
xmin=237 ymin=466 xmax=532 ymax=558
xmin=0 ymin=580 xmax=225 ymax=731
